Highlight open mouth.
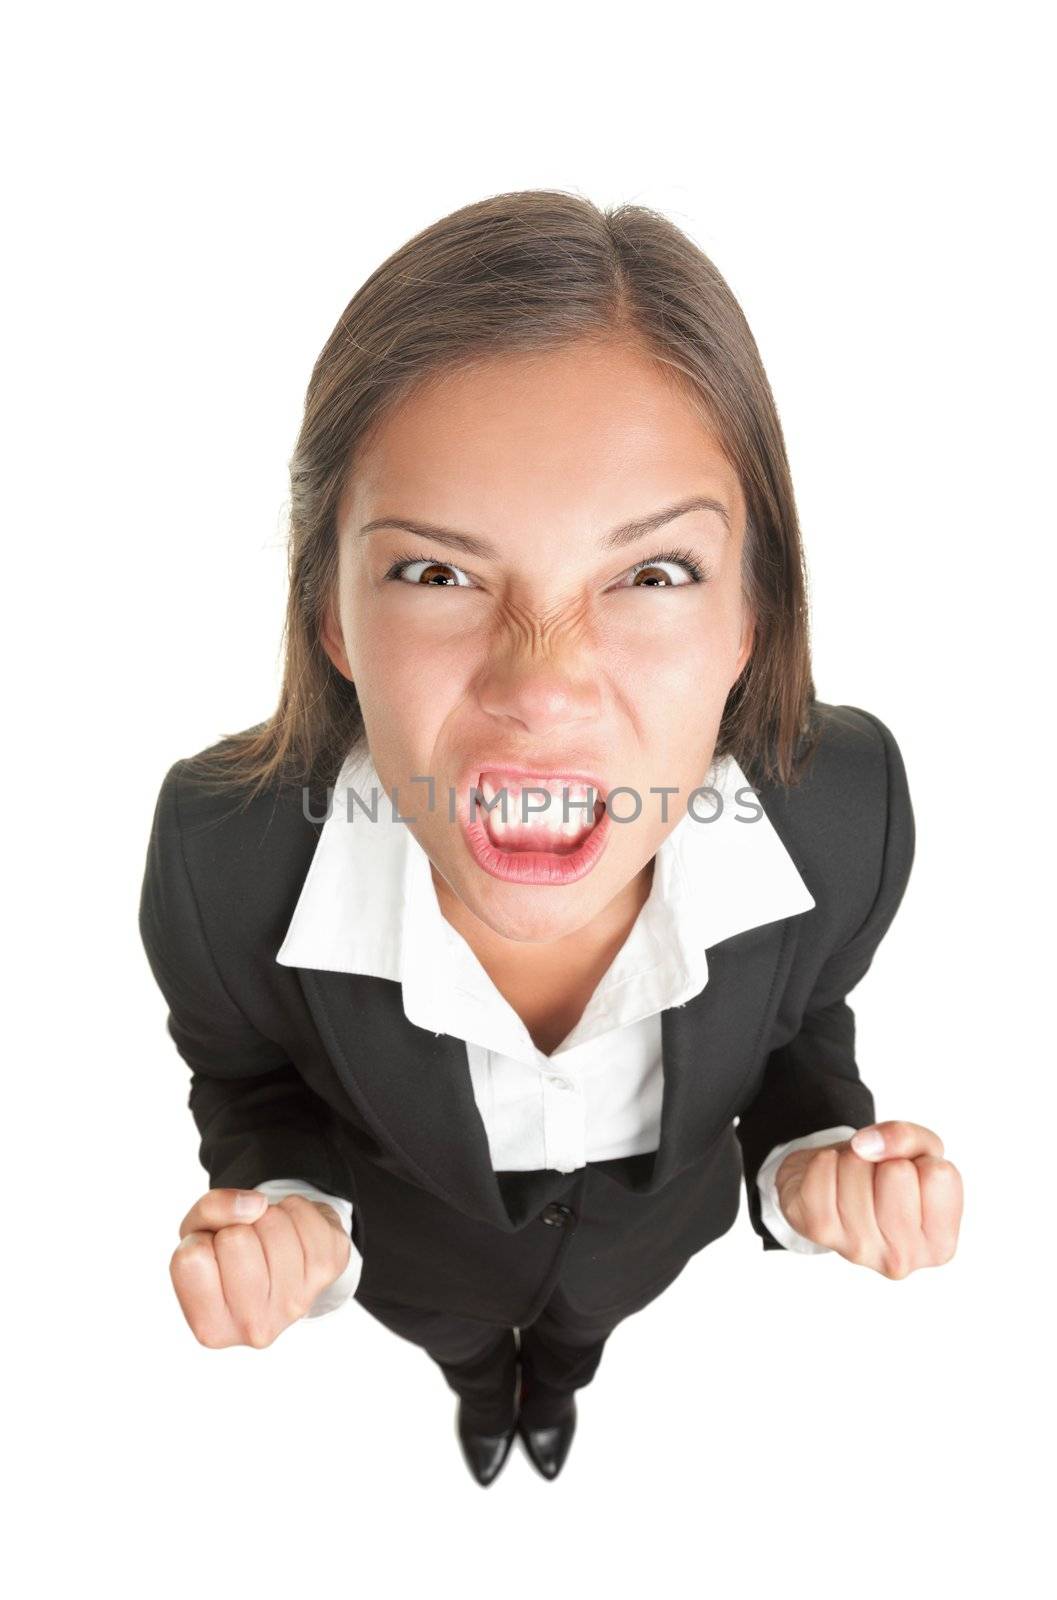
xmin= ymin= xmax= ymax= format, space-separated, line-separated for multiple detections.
xmin=464 ymin=770 xmax=611 ymax=882
xmin=474 ymin=772 xmax=606 ymax=855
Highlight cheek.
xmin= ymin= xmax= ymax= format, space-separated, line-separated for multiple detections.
xmin=606 ymin=596 xmax=738 ymax=698
xmin=350 ymin=598 xmax=475 ymax=748
xmin=357 ymin=586 xmax=487 ymax=662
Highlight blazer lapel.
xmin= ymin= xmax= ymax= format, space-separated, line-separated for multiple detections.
xmin=298 ymin=913 xmax=793 ymax=1227
xmin=649 ymin=919 xmax=792 ymax=1191
xmin=300 ymin=965 xmax=521 ymax=1230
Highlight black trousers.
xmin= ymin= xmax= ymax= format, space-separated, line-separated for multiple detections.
xmin=355 ymin=1277 xmax=635 ymax=1432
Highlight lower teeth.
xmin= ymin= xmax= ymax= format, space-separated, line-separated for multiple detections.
xmin=476 ymin=800 xmax=600 ymax=853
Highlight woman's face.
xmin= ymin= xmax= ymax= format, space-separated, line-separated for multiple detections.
xmin=322 ymin=337 xmax=753 ymax=946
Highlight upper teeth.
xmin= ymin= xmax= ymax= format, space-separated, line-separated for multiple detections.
xmin=478 ymin=775 xmax=600 ymax=835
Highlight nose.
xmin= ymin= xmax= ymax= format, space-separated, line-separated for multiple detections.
xmin=476 ymin=657 xmax=602 ymax=735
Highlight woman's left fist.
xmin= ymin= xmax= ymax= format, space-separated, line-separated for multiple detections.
xmin=775 ymin=1120 xmax=963 ymax=1278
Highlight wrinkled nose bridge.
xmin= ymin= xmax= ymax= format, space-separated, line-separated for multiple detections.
xmin=478 ymin=594 xmax=601 ymax=721
xmin=492 ymin=589 xmax=592 ymax=660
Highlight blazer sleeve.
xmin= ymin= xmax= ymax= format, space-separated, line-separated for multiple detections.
xmin=735 ymin=710 xmax=916 ymax=1250
xmin=138 ymin=759 xmax=354 ymax=1202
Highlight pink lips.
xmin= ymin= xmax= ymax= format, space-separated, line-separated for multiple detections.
xmin=456 ymin=763 xmax=613 ymax=886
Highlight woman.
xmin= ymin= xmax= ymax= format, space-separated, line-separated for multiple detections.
xmin=138 ymin=189 xmax=963 ymax=1488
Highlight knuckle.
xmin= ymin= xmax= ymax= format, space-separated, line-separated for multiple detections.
xmin=921 ymin=1159 xmax=963 ymax=1203
xmin=252 ymin=1207 xmax=285 ymax=1242
xmin=302 ymin=1233 xmax=333 ymax=1272
xmin=809 ymin=1219 xmax=839 ymax=1249
xmin=301 ymin=1258 xmax=332 ymax=1299
xmin=280 ymin=1293 xmax=308 ymax=1324
xmin=276 ymin=1270 xmax=309 ymax=1322
xmin=796 ymin=1191 xmax=838 ymax=1247
xmin=214 ymin=1221 xmax=253 ymax=1244
xmin=804 ymin=1146 xmax=837 ymax=1187
xmin=170 ymin=1242 xmax=207 ymax=1277
xmin=191 ymin=1321 xmax=225 ymax=1349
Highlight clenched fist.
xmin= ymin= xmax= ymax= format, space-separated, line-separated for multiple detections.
xmin=170 ymin=1188 xmax=352 ymax=1347
xmin=775 ymin=1120 xmax=963 ymax=1278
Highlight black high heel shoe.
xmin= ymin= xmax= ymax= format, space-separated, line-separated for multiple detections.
xmin=516 ymin=1389 xmax=578 ymax=1480
xmin=456 ymin=1404 xmax=518 ymax=1486
xmin=455 ymin=1354 xmax=522 ymax=1487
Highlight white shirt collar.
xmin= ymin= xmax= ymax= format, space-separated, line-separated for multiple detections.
xmin=276 ymin=744 xmax=815 ymax=1062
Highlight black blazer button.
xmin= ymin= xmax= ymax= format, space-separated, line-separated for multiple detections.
xmin=540 ymin=1202 xmax=574 ymax=1227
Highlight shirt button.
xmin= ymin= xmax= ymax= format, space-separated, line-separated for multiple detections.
xmin=545 ymin=1074 xmax=574 ymax=1091
xmin=539 ymin=1202 xmax=575 ymax=1227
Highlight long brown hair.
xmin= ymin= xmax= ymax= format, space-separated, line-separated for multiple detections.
xmin=186 ymin=188 xmax=821 ymax=804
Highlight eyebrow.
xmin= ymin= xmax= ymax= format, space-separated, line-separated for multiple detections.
xmin=358 ymin=493 xmax=731 ymax=560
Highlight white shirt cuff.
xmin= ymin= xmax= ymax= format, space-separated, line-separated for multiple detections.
xmin=755 ymin=1126 xmax=858 ymax=1254
xmin=253 ymin=1178 xmax=362 ymax=1315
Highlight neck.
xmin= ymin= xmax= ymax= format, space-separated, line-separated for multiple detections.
xmin=428 ymin=864 xmax=652 ymax=1062
xmin=429 ymin=859 xmax=656 ymax=1055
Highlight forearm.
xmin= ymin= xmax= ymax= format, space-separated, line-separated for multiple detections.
xmin=187 ymin=1061 xmax=354 ymax=1199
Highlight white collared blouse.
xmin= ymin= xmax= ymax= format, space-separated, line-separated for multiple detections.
xmin=260 ymin=745 xmax=854 ymax=1314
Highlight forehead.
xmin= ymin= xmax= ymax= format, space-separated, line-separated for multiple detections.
xmin=344 ymin=340 xmax=744 ymax=535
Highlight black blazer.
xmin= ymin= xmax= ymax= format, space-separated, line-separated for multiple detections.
xmin=138 ymin=701 xmax=914 ymax=1325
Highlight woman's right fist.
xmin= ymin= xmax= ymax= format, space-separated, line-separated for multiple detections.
xmin=170 ymin=1188 xmax=352 ymax=1348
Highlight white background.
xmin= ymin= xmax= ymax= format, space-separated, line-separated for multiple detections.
xmin=4 ymin=3 xmax=1052 ymax=1595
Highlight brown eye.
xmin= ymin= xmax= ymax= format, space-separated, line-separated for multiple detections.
xmin=631 ymin=564 xmax=677 ymax=587
xmin=385 ymin=555 xmax=474 ymax=587
xmin=416 ymin=562 xmax=458 ymax=585
xmin=619 ymin=549 xmax=705 ymax=588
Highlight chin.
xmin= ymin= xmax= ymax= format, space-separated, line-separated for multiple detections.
xmin=458 ymin=872 xmax=606 ymax=944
